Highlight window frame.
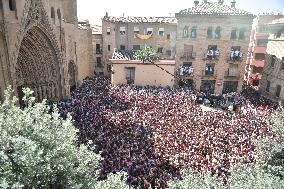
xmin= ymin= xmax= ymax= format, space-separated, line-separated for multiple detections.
xmin=106 ymin=27 xmax=111 ymax=35
xmin=146 ymin=28 xmax=153 ymax=35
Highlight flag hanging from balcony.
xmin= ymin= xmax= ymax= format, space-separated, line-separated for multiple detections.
xmin=135 ymin=33 xmax=153 ymax=40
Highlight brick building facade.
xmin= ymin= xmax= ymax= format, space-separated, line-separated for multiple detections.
xmin=175 ymin=0 xmax=254 ymax=94
xmin=102 ymin=14 xmax=177 ymax=77
xmin=246 ymin=15 xmax=284 ymax=88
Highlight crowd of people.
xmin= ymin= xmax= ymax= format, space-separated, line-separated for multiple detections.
xmin=58 ymin=77 xmax=277 ymax=189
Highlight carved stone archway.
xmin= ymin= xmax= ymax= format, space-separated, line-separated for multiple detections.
xmin=15 ymin=26 xmax=62 ymax=102
xmin=68 ymin=60 xmax=77 ymax=93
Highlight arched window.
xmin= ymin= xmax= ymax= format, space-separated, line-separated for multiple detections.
xmin=239 ymin=28 xmax=246 ymax=40
xmin=57 ymin=9 xmax=61 ymax=20
xmin=9 ymin=0 xmax=16 ymax=11
xmin=215 ymin=26 xmax=221 ymax=39
xmin=230 ymin=28 xmax=237 ymax=40
xmin=51 ymin=7 xmax=55 ymax=21
xmin=207 ymin=27 xmax=213 ymax=39
xmin=183 ymin=26 xmax=188 ymax=38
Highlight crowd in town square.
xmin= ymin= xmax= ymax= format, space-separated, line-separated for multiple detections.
xmin=57 ymin=77 xmax=277 ymax=189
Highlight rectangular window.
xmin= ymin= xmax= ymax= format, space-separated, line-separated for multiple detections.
xmin=252 ymin=66 xmax=263 ymax=74
xmin=190 ymin=27 xmax=197 ymax=38
xmin=207 ymin=27 xmax=213 ymax=39
xmin=281 ymin=62 xmax=284 ymax=70
xmin=259 ymin=25 xmax=268 ymax=33
xmin=276 ymin=85 xmax=281 ymax=97
xmin=96 ymin=44 xmax=101 ymax=54
xmin=230 ymin=28 xmax=237 ymax=40
xmin=266 ymin=81 xmax=270 ymax=92
xmin=120 ymin=45 xmax=126 ymax=50
xmin=125 ymin=67 xmax=135 ymax=84
xmin=133 ymin=45 xmax=140 ymax=50
xmin=107 ymin=64 xmax=111 ymax=72
xmin=134 ymin=26 xmax=139 ymax=34
xmin=205 ymin=64 xmax=215 ymax=76
xmin=146 ymin=28 xmax=153 ymax=35
xmin=96 ymin=57 xmax=102 ymax=64
xmin=157 ymin=47 xmax=163 ymax=53
xmin=158 ymin=28 xmax=164 ymax=36
xmin=167 ymin=34 xmax=170 ymax=39
xmin=255 ymin=53 xmax=265 ymax=60
xmin=108 ymin=45 xmax=110 ymax=51
xmin=257 ymin=39 xmax=268 ymax=47
xmin=107 ymin=27 xmax=111 ymax=35
xmin=120 ymin=26 xmax=126 ymax=35
xmin=166 ymin=50 xmax=171 ymax=56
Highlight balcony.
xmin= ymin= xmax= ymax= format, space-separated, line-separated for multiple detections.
xmin=251 ymin=60 xmax=265 ymax=67
xmin=201 ymin=70 xmax=217 ymax=79
xmin=224 ymin=70 xmax=240 ymax=79
xmin=177 ymin=65 xmax=194 ymax=78
xmin=253 ymin=46 xmax=266 ymax=53
xmin=180 ymin=52 xmax=196 ymax=61
xmin=203 ymin=51 xmax=220 ymax=61
xmin=227 ymin=51 xmax=244 ymax=63
xmin=96 ymin=63 xmax=104 ymax=68
xmin=96 ymin=49 xmax=103 ymax=54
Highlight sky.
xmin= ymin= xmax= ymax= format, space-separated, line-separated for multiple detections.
xmin=77 ymin=0 xmax=284 ymax=25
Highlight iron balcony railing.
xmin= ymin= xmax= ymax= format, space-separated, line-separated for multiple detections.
xmin=180 ymin=52 xmax=196 ymax=61
xmin=201 ymin=70 xmax=217 ymax=78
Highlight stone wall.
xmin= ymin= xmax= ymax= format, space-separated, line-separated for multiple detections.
xmin=111 ymin=60 xmax=175 ymax=87
xmin=260 ymin=32 xmax=284 ymax=102
xmin=0 ymin=0 xmax=93 ymax=101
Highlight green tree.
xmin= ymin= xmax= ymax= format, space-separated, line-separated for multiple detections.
xmin=134 ymin=45 xmax=161 ymax=63
xmin=0 ymin=87 xmax=128 ymax=189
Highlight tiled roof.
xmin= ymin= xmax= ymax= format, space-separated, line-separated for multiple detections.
xmin=103 ymin=16 xmax=177 ymax=24
xmin=177 ymin=2 xmax=253 ymax=16
xmin=112 ymin=49 xmax=137 ymax=60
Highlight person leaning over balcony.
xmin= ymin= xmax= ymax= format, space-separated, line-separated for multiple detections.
xmin=234 ymin=49 xmax=240 ymax=60
xmin=230 ymin=49 xmax=234 ymax=60
xmin=215 ymin=49 xmax=220 ymax=58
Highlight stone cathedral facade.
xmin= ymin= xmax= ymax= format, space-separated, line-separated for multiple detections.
xmin=0 ymin=0 xmax=94 ymax=102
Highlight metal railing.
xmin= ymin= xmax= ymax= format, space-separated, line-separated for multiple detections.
xmin=203 ymin=51 xmax=220 ymax=61
xmin=201 ymin=70 xmax=217 ymax=78
xmin=224 ymin=70 xmax=240 ymax=78
xmin=227 ymin=52 xmax=244 ymax=63
xmin=180 ymin=52 xmax=196 ymax=61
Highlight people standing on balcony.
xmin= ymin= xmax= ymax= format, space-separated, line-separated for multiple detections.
xmin=230 ymin=49 xmax=235 ymax=60
xmin=207 ymin=49 xmax=219 ymax=60
xmin=230 ymin=49 xmax=242 ymax=61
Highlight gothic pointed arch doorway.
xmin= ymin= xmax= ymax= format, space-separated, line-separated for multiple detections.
xmin=15 ymin=26 xmax=62 ymax=103
xmin=68 ymin=60 xmax=77 ymax=93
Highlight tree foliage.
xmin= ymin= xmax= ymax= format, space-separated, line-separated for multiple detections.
xmin=134 ymin=45 xmax=161 ymax=63
xmin=0 ymin=87 xmax=128 ymax=189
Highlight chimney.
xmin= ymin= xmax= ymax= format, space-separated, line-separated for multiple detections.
xmin=218 ymin=0 xmax=224 ymax=4
xmin=194 ymin=0 xmax=199 ymax=7
xmin=105 ymin=12 xmax=109 ymax=17
xmin=231 ymin=0 xmax=236 ymax=8
xmin=203 ymin=0 xmax=207 ymax=3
